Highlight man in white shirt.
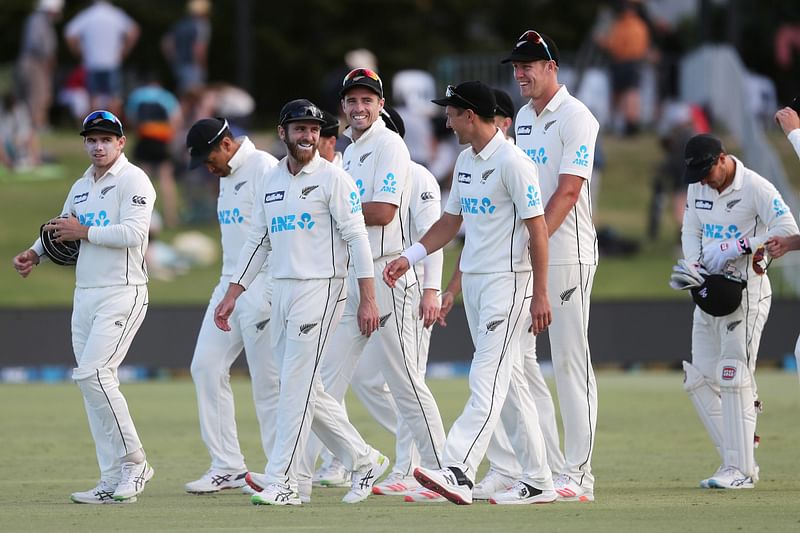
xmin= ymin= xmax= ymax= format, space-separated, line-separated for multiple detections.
xmin=213 ymin=99 xmax=388 ymax=506
xmin=385 ymin=81 xmax=555 ymax=505
xmin=503 ymin=30 xmax=600 ymax=502
xmin=677 ymin=133 xmax=798 ymax=489
xmin=182 ymin=118 xmax=280 ymax=494
xmin=13 ymin=110 xmax=156 ymax=504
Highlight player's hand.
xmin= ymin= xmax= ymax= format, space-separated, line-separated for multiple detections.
xmin=701 ymin=237 xmax=750 ymax=273
xmin=529 ymin=292 xmax=552 ymax=336
xmin=44 ymin=215 xmax=88 ymax=243
xmin=213 ymin=283 xmax=244 ymax=331
xmin=13 ymin=249 xmax=39 ymax=278
xmin=419 ymin=289 xmax=440 ymax=329
xmin=437 ymin=291 xmax=455 ymax=327
xmin=383 ymin=257 xmax=410 ymax=288
xmin=775 ymin=106 xmax=800 ymax=136
xmin=357 ymin=296 xmax=380 ymax=336
xmin=766 ymin=236 xmax=789 ymax=259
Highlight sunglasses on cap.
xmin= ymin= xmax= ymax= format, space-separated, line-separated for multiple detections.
xmin=342 ymin=68 xmax=383 ymax=89
xmin=280 ymin=105 xmax=324 ymax=125
xmin=517 ymin=30 xmax=553 ymax=62
xmin=82 ymin=110 xmax=122 ymax=128
xmin=445 ymin=85 xmax=480 ymax=112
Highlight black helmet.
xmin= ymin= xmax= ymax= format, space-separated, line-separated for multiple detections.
xmin=39 ymin=220 xmax=80 ymax=266
xmin=690 ymin=274 xmax=746 ymax=316
xmin=279 ymin=99 xmax=326 ymax=127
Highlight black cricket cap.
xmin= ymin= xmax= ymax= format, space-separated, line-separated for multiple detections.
xmin=278 ymin=99 xmax=326 ymax=127
xmin=320 ymin=110 xmax=340 ymax=138
xmin=501 ymin=30 xmax=560 ymax=66
xmin=432 ymin=81 xmax=497 ymax=119
xmin=340 ymin=67 xmax=384 ymax=99
xmin=493 ymin=88 xmax=515 ymax=118
xmin=380 ymin=104 xmax=406 ymax=138
xmin=80 ymin=110 xmax=124 ymax=137
xmin=186 ymin=117 xmax=230 ymax=169
xmin=684 ymin=133 xmax=724 ymax=184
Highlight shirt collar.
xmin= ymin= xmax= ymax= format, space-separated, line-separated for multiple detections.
xmin=527 ymin=84 xmax=569 ymax=117
xmin=472 ymin=128 xmax=506 ymax=161
xmin=280 ymin=152 xmax=324 ymax=177
xmin=87 ymin=153 xmax=128 ymax=182
xmin=344 ymin=116 xmax=386 ymax=143
xmin=226 ymin=137 xmax=255 ymax=174
xmin=728 ymin=155 xmax=744 ymax=192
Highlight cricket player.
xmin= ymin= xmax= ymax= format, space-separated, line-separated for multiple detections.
xmin=183 ymin=117 xmax=280 ymax=494
xmin=385 ymin=81 xmax=555 ymax=505
xmin=13 ymin=110 xmax=155 ymax=504
xmin=213 ymin=99 xmax=388 ymax=506
xmin=503 ymin=30 xmax=600 ymax=501
xmin=307 ymin=68 xmax=446 ymax=478
xmin=678 ymin=133 xmax=798 ymax=488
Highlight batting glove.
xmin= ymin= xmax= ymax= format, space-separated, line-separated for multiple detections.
xmin=701 ymin=237 xmax=752 ymax=273
xmin=669 ymin=259 xmax=706 ymax=290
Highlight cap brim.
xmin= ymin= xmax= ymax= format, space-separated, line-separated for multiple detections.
xmin=80 ymin=125 xmax=122 ymax=137
xmin=431 ymin=96 xmax=458 ymax=108
xmin=189 ymin=151 xmax=209 ymax=169
xmin=339 ymin=82 xmax=382 ymax=98
xmin=500 ymin=52 xmax=542 ymax=64
xmin=684 ymin=163 xmax=713 ymax=184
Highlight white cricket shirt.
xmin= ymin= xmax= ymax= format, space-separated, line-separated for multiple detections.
xmin=33 ymin=153 xmax=156 ymax=288
xmin=405 ymin=161 xmax=443 ymax=290
xmin=232 ymin=153 xmax=373 ymax=286
xmin=444 ymin=129 xmax=545 ymax=274
xmin=682 ymin=155 xmax=799 ymax=279
xmin=217 ymin=137 xmax=278 ymax=277
xmin=343 ymin=118 xmax=411 ymax=259
xmin=515 ymin=85 xmax=599 ymax=266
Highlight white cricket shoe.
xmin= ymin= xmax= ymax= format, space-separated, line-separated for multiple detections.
xmin=113 ymin=461 xmax=154 ymax=501
xmin=185 ymin=469 xmax=247 ymax=494
xmin=554 ymin=474 xmax=594 ymax=502
xmin=700 ymin=466 xmax=725 ymax=489
xmin=472 ymin=468 xmax=516 ymax=500
xmin=71 ymin=480 xmax=136 ymax=504
xmin=403 ymin=487 xmax=447 ymax=503
xmin=372 ymin=471 xmax=420 ymax=495
xmin=313 ymin=457 xmax=350 ymax=488
xmin=413 ymin=466 xmax=473 ymax=505
xmin=342 ymin=452 xmax=390 ymax=504
xmin=489 ymin=481 xmax=557 ymax=505
xmin=250 ymin=483 xmax=301 ymax=506
xmin=706 ymin=466 xmax=754 ymax=489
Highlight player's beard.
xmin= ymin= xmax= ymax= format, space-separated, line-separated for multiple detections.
xmin=286 ymin=139 xmax=317 ymax=166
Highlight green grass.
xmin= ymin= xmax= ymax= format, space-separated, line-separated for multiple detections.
xmin=1 ymin=371 xmax=799 ymax=531
xmin=2 ymin=129 xmax=800 ymax=306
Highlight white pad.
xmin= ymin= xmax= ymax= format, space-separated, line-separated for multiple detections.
xmin=795 ymin=333 xmax=800 ymax=384
xmin=682 ymin=361 xmax=723 ymax=460
xmin=717 ymin=358 xmax=756 ymax=478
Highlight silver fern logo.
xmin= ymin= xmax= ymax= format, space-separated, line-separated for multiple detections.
xmin=480 ymin=168 xmax=495 ymax=184
xmin=359 ymin=152 xmax=373 ymax=165
xmin=560 ymin=287 xmax=577 ymax=304
xmin=725 ymin=199 xmax=741 ymax=212
xmin=379 ymin=313 xmax=392 ymax=327
xmin=726 ymin=320 xmax=742 ymax=332
xmin=255 ymin=319 xmax=270 ymax=331
xmin=100 ymin=185 xmax=116 ymax=198
xmin=234 ymin=181 xmax=247 ymax=193
xmin=544 ymin=120 xmax=557 ymax=132
xmin=486 ymin=319 xmax=504 ymax=332
xmin=300 ymin=185 xmax=319 ymax=199
xmin=299 ymin=323 xmax=318 ymax=335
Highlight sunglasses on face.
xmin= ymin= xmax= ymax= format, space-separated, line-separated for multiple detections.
xmin=517 ymin=30 xmax=553 ymax=62
xmin=82 ymin=110 xmax=122 ymax=128
xmin=343 ymin=68 xmax=383 ymax=89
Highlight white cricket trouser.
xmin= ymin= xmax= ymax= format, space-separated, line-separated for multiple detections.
xmin=264 ymin=278 xmax=375 ymax=490
xmin=301 ymin=257 xmax=445 ymax=476
xmin=484 ymin=313 xmax=565 ymax=478
xmin=190 ymin=273 xmax=278 ymax=472
xmin=71 ymin=285 xmax=149 ymax=484
xmin=442 ymin=272 xmax=552 ymax=488
xmin=689 ymin=275 xmax=770 ymax=476
xmin=548 ymin=263 xmax=597 ymax=490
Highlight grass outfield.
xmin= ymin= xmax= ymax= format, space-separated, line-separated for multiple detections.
xmin=1 ymin=371 xmax=799 ymax=531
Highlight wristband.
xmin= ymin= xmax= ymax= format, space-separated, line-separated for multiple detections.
xmin=401 ymin=242 xmax=428 ymax=266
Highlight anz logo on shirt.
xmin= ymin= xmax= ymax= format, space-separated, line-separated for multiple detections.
xmin=526 ymin=185 xmax=541 ymax=207
xmin=271 ymin=212 xmax=315 ymax=233
xmin=78 ymin=211 xmax=110 ymax=227
xmin=704 ymin=223 xmax=741 ymax=240
xmin=349 ymin=191 xmax=362 ymax=214
xmin=381 ymin=173 xmax=397 ymax=194
xmin=461 ymin=197 xmax=496 ymax=215
xmin=524 ymin=147 xmax=548 ymax=165
xmin=219 ymin=208 xmax=244 ymax=225
xmin=773 ymin=197 xmax=788 ymax=217
xmin=355 ymin=179 xmax=366 ymax=196
xmin=572 ymin=145 xmax=590 ymax=167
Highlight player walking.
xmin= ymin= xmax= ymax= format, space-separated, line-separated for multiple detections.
xmin=13 ymin=110 xmax=156 ymax=504
xmin=501 ymin=30 xmax=600 ymax=501
xmin=678 ymin=133 xmax=798 ymax=488
xmin=183 ymin=118 xmax=280 ymax=494
xmin=214 ymin=99 xmax=388 ymax=505
xmin=385 ymin=81 xmax=555 ymax=505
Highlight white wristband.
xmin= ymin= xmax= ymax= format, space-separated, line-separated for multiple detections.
xmin=401 ymin=242 xmax=428 ymax=266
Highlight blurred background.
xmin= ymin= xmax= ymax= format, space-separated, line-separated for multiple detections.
xmin=1 ymin=0 xmax=800 ymax=380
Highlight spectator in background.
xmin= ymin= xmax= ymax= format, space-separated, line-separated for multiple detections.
xmin=162 ymin=0 xmax=212 ymax=95
xmin=597 ymin=0 xmax=651 ymax=136
xmin=0 ymin=93 xmax=36 ymax=171
xmin=57 ymin=65 xmax=90 ymax=126
xmin=65 ymin=0 xmax=140 ymax=117
xmin=16 ymin=0 xmax=63 ymax=133
xmin=392 ymin=70 xmax=437 ymax=166
xmin=125 ymin=77 xmax=183 ymax=228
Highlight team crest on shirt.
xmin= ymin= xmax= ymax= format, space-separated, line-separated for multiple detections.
xmin=359 ymin=152 xmax=373 ymax=165
xmin=300 ymin=185 xmax=319 ymax=199
xmin=695 ymin=199 xmax=713 ymax=210
xmin=100 ymin=185 xmax=116 ymax=198
xmin=74 ymin=192 xmax=89 ymax=204
xmin=457 ymin=172 xmax=472 ymax=184
xmin=517 ymin=125 xmax=532 ymax=136
xmin=234 ymin=181 xmax=248 ymax=194
xmin=725 ymin=199 xmax=741 ymax=212
xmin=420 ymin=191 xmax=436 ymax=201
xmin=480 ymin=168 xmax=495 ymax=184
xmin=543 ymin=120 xmax=557 ymax=132
xmin=265 ymin=191 xmax=285 ymax=203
